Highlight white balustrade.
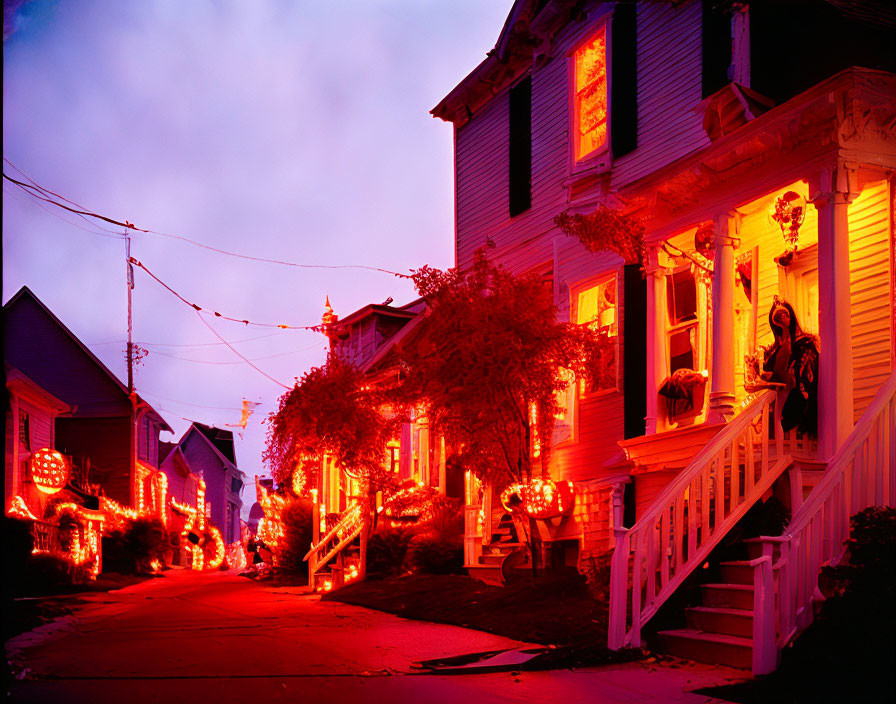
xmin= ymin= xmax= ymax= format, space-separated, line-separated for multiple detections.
xmin=609 ymin=389 xmax=794 ymax=649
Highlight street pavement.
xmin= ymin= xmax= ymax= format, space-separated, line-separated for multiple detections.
xmin=6 ymin=569 xmax=745 ymax=703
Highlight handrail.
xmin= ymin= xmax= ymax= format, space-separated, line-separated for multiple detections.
xmin=303 ymin=503 xmax=361 ymax=562
xmin=634 ymin=391 xmax=776 ymax=528
xmin=751 ymin=371 xmax=896 ymax=675
xmin=785 ymin=372 xmax=896 ymax=540
xmin=609 ymin=389 xmax=792 ymax=650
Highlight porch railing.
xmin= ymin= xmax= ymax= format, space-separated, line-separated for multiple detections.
xmin=304 ymin=503 xmax=363 ymax=589
xmin=609 ymin=389 xmax=793 ymax=649
xmin=751 ymin=372 xmax=896 ymax=674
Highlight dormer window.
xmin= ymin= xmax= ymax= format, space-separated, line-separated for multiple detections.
xmin=574 ymin=26 xmax=608 ymax=162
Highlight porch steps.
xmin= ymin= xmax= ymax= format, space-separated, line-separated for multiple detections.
xmin=467 ymin=541 xmax=529 ymax=587
xmin=657 ymin=630 xmax=753 ymax=670
xmin=658 ymin=559 xmax=759 ymax=669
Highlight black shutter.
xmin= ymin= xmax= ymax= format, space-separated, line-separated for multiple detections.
xmin=508 ymin=75 xmax=531 ymax=217
xmin=622 ymin=263 xmax=646 ymax=440
xmin=610 ymin=2 xmax=637 ymax=158
xmin=701 ymin=0 xmax=731 ymax=98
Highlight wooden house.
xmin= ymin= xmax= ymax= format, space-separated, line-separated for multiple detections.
xmin=171 ymin=422 xmax=245 ymax=546
xmin=3 ymin=287 xmax=172 ymax=529
xmin=433 ymin=0 xmax=895 ymax=673
xmin=159 ymin=440 xmax=204 ymax=566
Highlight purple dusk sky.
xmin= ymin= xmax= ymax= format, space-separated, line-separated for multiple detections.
xmin=3 ymin=0 xmax=513 ymax=515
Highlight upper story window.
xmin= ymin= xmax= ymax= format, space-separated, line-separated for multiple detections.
xmin=18 ymin=410 xmax=31 ymax=451
xmin=574 ymin=26 xmax=608 ymax=162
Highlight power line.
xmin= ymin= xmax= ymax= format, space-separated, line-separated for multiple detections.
xmin=139 ymin=391 xmax=248 ymax=412
xmin=147 ymin=341 xmax=324 ymax=365
xmin=3 ymin=182 xmax=124 ymax=240
xmin=130 ymin=256 xmax=324 ymax=330
xmin=194 ymin=310 xmax=291 ymax=389
xmin=89 ymin=332 xmax=283 ymax=348
xmin=3 ymin=164 xmax=411 ymax=277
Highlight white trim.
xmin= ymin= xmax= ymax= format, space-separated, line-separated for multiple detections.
xmin=567 ymin=11 xmax=613 ymax=177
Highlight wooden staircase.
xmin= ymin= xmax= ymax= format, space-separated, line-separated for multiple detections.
xmin=305 ymin=503 xmax=363 ymax=591
xmin=465 ymin=512 xmax=530 ymax=586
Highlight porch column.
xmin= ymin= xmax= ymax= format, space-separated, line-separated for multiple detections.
xmin=708 ymin=212 xmax=738 ymax=422
xmin=812 ymin=162 xmax=856 ymax=459
xmin=418 ymin=417 xmax=430 ymax=486
xmin=645 ymin=245 xmax=666 ymax=434
xmin=438 ymin=437 xmax=447 ymax=496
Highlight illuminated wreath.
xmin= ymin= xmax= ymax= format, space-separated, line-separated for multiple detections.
xmin=181 ymin=518 xmax=225 ymax=570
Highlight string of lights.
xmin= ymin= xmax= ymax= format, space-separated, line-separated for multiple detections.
xmin=129 ymin=257 xmax=324 ymax=330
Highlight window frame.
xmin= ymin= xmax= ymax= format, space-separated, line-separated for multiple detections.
xmin=663 ymin=262 xmax=708 ymax=377
xmin=568 ymin=13 xmax=614 ymax=174
xmin=570 ymin=270 xmax=622 ymax=400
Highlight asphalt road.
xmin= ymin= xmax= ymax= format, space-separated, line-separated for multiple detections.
xmin=6 ymin=569 xmax=742 ymax=703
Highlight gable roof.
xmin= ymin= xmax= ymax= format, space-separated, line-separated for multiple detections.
xmin=3 ymin=286 xmax=171 ymax=431
xmin=178 ymin=422 xmax=246 ymax=477
xmin=432 ymin=0 xmax=579 ymax=125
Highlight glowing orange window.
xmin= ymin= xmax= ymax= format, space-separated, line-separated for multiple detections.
xmin=574 ymin=27 xmax=608 ymax=161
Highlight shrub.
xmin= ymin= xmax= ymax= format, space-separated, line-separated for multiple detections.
xmin=102 ymin=518 xmax=168 ymax=574
xmin=3 ymin=517 xmax=34 ymax=596
xmin=277 ymin=498 xmax=314 ymax=572
xmin=403 ymin=531 xmax=464 ymax=575
xmin=366 ymin=525 xmax=418 ymax=577
xmin=421 ymin=495 xmax=463 ymax=537
xmin=18 ymin=553 xmax=91 ymax=595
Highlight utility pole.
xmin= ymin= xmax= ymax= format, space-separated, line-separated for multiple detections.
xmin=126 ymin=229 xmax=135 ymax=393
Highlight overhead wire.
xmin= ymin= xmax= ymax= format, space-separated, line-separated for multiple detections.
xmin=193 ymin=310 xmax=291 ymax=389
xmin=3 ymin=164 xmax=412 ymax=278
xmin=89 ymin=332 xmax=283 ymax=347
xmin=129 ymin=256 xmax=324 ymax=330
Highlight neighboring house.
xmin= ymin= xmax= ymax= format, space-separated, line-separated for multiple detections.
xmin=173 ymin=422 xmax=246 ymax=545
xmin=434 ymin=0 xmax=895 ymax=674
xmin=159 ymin=440 xmax=203 ymax=566
xmin=3 ymin=287 xmax=171 ymax=521
xmin=313 ymin=296 xmax=460 ymax=518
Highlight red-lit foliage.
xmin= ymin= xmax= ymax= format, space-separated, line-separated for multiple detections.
xmin=400 ymin=250 xmax=603 ymax=488
xmin=264 ymin=352 xmax=398 ymax=497
xmin=555 ymin=207 xmax=645 ymax=267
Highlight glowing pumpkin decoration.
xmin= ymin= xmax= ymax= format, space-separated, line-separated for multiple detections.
xmin=30 ymin=448 xmax=69 ymax=494
xmin=500 ymin=478 xmax=575 ymax=519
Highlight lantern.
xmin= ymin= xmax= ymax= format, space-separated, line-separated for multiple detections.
xmin=30 ymin=448 xmax=69 ymax=494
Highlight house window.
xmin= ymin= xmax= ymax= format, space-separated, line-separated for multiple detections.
xmin=226 ymin=502 xmax=235 ymax=544
xmin=574 ymin=25 xmax=608 ymax=161
xmin=576 ymin=276 xmax=618 ymax=394
xmin=18 ymin=411 xmax=31 ymax=451
xmin=387 ymin=444 xmax=400 ymax=473
xmin=666 ymin=265 xmax=700 ymax=373
xmin=508 ymin=75 xmax=532 ymax=217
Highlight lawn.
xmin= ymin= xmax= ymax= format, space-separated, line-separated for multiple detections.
xmin=323 ymin=569 xmax=638 ymax=667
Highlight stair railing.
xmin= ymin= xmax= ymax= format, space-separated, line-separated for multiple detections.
xmin=304 ymin=503 xmax=363 ymax=589
xmin=752 ymin=372 xmax=896 ymax=674
xmin=609 ymin=389 xmax=793 ymax=650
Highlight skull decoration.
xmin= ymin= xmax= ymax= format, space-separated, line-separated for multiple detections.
xmin=772 ymin=191 xmax=806 ymax=251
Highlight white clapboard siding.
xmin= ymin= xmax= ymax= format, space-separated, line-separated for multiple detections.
xmin=849 ymin=179 xmax=893 ymax=420
xmin=611 ymin=0 xmax=709 ymax=189
xmin=20 ymin=400 xmax=54 ymax=451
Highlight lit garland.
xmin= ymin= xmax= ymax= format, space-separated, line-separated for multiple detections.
xmin=30 ymin=448 xmax=69 ymax=495
xmin=500 ymin=478 xmax=575 ymax=519
xmin=206 ymin=525 xmax=225 ymax=569
xmin=51 ymin=502 xmax=105 ymax=576
xmin=226 ymin=542 xmax=247 ymax=570
xmin=292 ymin=467 xmax=306 ymax=496
xmin=156 ymin=472 xmax=168 ymax=526
xmin=255 ymin=477 xmax=286 ymax=551
xmin=170 ymin=497 xmax=197 ymax=517
xmin=6 ymin=495 xmax=39 ymax=521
